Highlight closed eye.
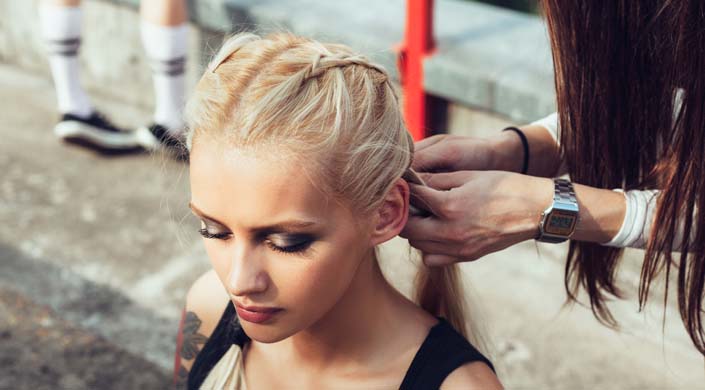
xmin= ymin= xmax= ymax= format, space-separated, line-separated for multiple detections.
xmin=198 ymin=228 xmax=232 ymax=240
xmin=197 ymin=219 xmax=232 ymax=240
xmin=265 ymin=234 xmax=314 ymax=254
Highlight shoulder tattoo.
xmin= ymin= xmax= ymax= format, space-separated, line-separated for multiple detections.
xmin=181 ymin=311 xmax=209 ymax=359
xmin=174 ymin=311 xmax=209 ymax=389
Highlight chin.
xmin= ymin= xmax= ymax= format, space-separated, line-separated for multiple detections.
xmin=239 ymin=321 xmax=297 ymax=344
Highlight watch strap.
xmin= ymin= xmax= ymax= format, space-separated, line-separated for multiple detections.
xmin=553 ymin=178 xmax=577 ymax=206
xmin=537 ymin=178 xmax=579 ymax=243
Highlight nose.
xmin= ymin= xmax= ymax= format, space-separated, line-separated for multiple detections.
xmin=227 ymin=242 xmax=269 ymax=297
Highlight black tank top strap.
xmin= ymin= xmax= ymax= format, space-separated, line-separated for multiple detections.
xmin=187 ymin=301 xmax=249 ymax=390
xmin=399 ymin=318 xmax=494 ymax=390
xmin=188 ymin=309 xmax=491 ymax=390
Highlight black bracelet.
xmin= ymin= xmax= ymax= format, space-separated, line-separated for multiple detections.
xmin=502 ymin=126 xmax=529 ymax=175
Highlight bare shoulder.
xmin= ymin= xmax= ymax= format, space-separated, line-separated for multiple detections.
xmin=440 ymin=361 xmax=503 ymax=390
xmin=175 ymin=269 xmax=230 ymax=387
xmin=185 ymin=268 xmax=230 ymax=327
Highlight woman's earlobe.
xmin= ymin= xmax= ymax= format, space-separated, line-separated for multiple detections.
xmin=370 ymin=179 xmax=410 ymax=246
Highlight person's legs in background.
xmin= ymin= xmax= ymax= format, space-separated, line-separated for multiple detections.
xmin=40 ymin=0 xmax=90 ymax=117
xmin=136 ymin=0 xmax=189 ymax=158
xmin=39 ymin=0 xmax=141 ymax=152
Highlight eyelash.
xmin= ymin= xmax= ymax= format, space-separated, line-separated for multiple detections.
xmin=267 ymin=240 xmax=312 ymax=254
xmin=197 ymin=228 xmax=313 ymax=254
xmin=198 ymin=228 xmax=231 ymax=240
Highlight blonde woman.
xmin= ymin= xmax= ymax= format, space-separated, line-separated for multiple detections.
xmin=174 ymin=33 xmax=501 ymax=390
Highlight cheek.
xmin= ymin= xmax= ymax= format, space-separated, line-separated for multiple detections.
xmin=280 ymin=252 xmax=355 ymax=302
xmin=272 ymin=230 xmax=368 ymax=320
xmin=202 ymin=240 xmax=231 ymax=285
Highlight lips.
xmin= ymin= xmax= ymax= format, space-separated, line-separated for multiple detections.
xmin=234 ymin=303 xmax=283 ymax=324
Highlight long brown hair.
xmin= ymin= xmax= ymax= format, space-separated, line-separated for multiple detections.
xmin=541 ymin=0 xmax=705 ymax=354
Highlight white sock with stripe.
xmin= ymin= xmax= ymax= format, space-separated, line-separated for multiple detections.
xmin=39 ymin=4 xmax=93 ymax=118
xmin=140 ymin=21 xmax=188 ymax=135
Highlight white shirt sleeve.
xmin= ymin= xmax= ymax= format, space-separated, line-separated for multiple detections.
xmin=531 ymin=112 xmax=560 ymax=144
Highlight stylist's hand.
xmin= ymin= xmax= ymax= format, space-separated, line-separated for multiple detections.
xmin=413 ymin=132 xmax=524 ymax=173
xmin=400 ymin=170 xmax=552 ymax=266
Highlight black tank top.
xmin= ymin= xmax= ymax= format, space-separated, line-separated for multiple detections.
xmin=188 ymin=302 xmax=493 ymax=389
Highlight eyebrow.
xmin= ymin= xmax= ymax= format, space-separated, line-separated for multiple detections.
xmin=188 ymin=202 xmax=320 ymax=232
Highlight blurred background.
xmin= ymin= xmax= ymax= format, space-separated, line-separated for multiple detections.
xmin=1 ymin=0 xmax=703 ymax=389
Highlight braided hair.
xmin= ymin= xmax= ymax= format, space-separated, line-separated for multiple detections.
xmin=185 ymin=32 xmax=486 ymax=357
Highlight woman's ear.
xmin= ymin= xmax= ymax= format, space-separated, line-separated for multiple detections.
xmin=370 ymin=178 xmax=410 ymax=246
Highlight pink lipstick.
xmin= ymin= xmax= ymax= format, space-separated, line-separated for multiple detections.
xmin=234 ymin=304 xmax=283 ymax=324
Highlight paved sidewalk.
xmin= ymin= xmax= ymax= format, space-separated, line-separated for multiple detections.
xmin=1 ymin=62 xmax=704 ymax=389
xmin=0 ymin=288 xmax=170 ymax=390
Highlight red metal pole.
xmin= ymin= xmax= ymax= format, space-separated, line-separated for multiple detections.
xmin=398 ymin=0 xmax=435 ymax=140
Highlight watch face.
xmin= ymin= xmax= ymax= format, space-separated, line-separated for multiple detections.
xmin=544 ymin=210 xmax=577 ymax=236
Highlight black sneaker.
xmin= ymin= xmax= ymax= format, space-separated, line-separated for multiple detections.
xmin=55 ymin=111 xmax=143 ymax=154
xmin=135 ymin=123 xmax=189 ymax=161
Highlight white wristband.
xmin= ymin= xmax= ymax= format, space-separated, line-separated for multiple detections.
xmin=604 ymin=189 xmax=659 ymax=249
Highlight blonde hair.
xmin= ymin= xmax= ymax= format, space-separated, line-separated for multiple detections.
xmin=185 ymin=32 xmax=482 ymax=345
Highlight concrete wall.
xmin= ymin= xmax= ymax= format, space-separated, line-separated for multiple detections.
xmin=0 ymin=0 xmax=555 ymax=136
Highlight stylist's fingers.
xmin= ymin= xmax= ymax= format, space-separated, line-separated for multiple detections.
xmin=407 ymin=239 xmax=462 ymax=257
xmin=412 ymin=137 xmax=460 ymax=172
xmin=414 ymin=134 xmax=446 ymax=153
xmin=400 ymin=215 xmax=449 ymax=242
xmin=422 ymin=253 xmax=461 ymax=267
xmin=408 ymin=183 xmax=448 ymax=217
xmin=421 ymin=171 xmax=474 ymax=191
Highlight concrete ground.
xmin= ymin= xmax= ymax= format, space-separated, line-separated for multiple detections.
xmin=1 ymin=62 xmax=704 ymax=389
xmin=0 ymin=288 xmax=170 ymax=390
